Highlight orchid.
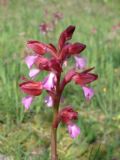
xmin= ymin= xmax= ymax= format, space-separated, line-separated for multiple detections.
xmin=19 ymin=25 xmax=98 ymax=160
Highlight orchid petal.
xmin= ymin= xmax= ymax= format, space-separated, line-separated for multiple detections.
xmin=58 ymin=25 xmax=75 ymax=50
xmin=69 ymin=42 xmax=86 ymax=55
xmin=29 ymin=68 xmax=40 ymax=78
xmin=74 ymin=56 xmax=86 ymax=69
xmin=19 ymin=80 xmax=43 ymax=96
xmin=82 ymin=86 xmax=94 ymax=100
xmin=43 ymin=72 xmax=57 ymax=91
xmin=25 ymin=55 xmax=38 ymax=69
xmin=60 ymin=106 xmax=78 ymax=124
xmin=22 ymin=96 xmax=33 ymax=110
xmin=67 ymin=124 xmax=80 ymax=138
xmin=45 ymin=96 xmax=53 ymax=107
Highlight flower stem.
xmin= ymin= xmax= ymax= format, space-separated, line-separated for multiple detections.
xmin=51 ymin=109 xmax=58 ymax=160
xmin=51 ymin=73 xmax=61 ymax=160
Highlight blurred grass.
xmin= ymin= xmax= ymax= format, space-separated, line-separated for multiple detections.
xmin=0 ymin=0 xmax=120 ymax=159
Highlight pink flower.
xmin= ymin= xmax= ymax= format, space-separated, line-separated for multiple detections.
xmin=25 ymin=55 xmax=38 ymax=69
xmin=43 ymin=72 xmax=57 ymax=91
xmin=29 ymin=68 xmax=40 ymax=78
xmin=45 ymin=96 xmax=53 ymax=107
xmin=74 ymin=56 xmax=86 ymax=69
xmin=82 ymin=86 xmax=94 ymax=100
xmin=22 ymin=96 xmax=33 ymax=110
xmin=67 ymin=124 xmax=80 ymax=138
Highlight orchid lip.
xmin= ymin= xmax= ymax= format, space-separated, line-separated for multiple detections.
xmin=43 ymin=72 xmax=57 ymax=91
xmin=29 ymin=68 xmax=40 ymax=78
xmin=74 ymin=56 xmax=87 ymax=69
xmin=67 ymin=124 xmax=80 ymax=138
xmin=22 ymin=96 xmax=34 ymax=110
xmin=82 ymin=86 xmax=94 ymax=100
xmin=45 ymin=96 xmax=53 ymax=107
xmin=25 ymin=55 xmax=38 ymax=69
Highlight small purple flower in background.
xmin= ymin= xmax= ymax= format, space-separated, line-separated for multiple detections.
xmin=67 ymin=124 xmax=80 ymax=139
xmin=39 ymin=11 xmax=63 ymax=36
xmin=53 ymin=12 xmax=63 ymax=21
xmin=39 ymin=22 xmax=53 ymax=35
xmin=111 ymin=23 xmax=120 ymax=31
xmin=52 ymin=12 xmax=63 ymax=25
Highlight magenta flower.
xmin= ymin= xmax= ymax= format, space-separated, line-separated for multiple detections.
xmin=22 ymin=96 xmax=33 ymax=110
xmin=82 ymin=86 xmax=94 ymax=100
xmin=74 ymin=56 xmax=86 ymax=69
xmin=67 ymin=124 xmax=80 ymax=138
xmin=43 ymin=72 xmax=57 ymax=91
xmin=45 ymin=96 xmax=53 ymax=107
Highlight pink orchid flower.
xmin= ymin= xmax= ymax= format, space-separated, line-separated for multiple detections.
xmin=67 ymin=124 xmax=80 ymax=138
